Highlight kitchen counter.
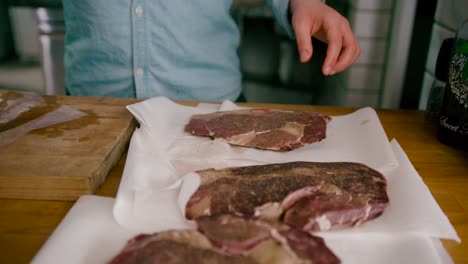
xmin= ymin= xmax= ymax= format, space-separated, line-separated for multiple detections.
xmin=0 ymin=97 xmax=467 ymax=263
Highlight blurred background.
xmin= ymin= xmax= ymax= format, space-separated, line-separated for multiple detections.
xmin=0 ymin=0 xmax=466 ymax=108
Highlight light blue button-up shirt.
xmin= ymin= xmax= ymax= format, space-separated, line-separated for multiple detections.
xmin=63 ymin=0 xmax=293 ymax=101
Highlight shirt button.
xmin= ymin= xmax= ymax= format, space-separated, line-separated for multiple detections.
xmin=136 ymin=68 xmax=144 ymax=77
xmin=135 ymin=6 xmax=143 ymax=16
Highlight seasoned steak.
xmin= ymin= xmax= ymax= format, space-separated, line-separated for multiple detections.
xmin=185 ymin=162 xmax=389 ymax=232
xmin=195 ymin=214 xmax=340 ymax=264
xmin=184 ymin=109 xmax=331 ymax=151
xmin=107 ymin=230 xmax=254 ymax=264
xmin=108 ymin=215 xmax=340 ymax=264
xmin=196 ymin=214 xmax=273 ymax=253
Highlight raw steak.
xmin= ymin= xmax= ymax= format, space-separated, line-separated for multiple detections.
xmin=107 ymin=230 xmax=253 ymax=264
xmin=185 ymin=162 xmax=389 ymax=232
xmin=108 ymin=214 xmax=340 ymax=264
xmin=196 ymin=214 xmax=340 ymax=264
xmin=184 ymin=109 xmax=331 ymax=151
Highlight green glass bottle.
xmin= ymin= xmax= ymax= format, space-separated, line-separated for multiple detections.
xmin=425 ymin=38 xmax=453 ymax=124
xmin=437 ymin=19 xmax=468 ymax=151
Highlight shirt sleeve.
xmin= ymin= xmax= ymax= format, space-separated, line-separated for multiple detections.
xmin=266 ymin=0 xmax=295 ymax=38
xmin=266 ymin=0 xmax=326 ymax=39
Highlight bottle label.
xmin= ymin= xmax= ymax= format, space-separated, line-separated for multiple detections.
xmin=438 ymin=47 xmax=468 ymax=145
xmin=439 ymin=116 xmax=468 ymax=135
xmin=448 ymin=52 xmax=468 ymax=108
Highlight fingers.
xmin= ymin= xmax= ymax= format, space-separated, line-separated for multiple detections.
xmin=294 ymin=18 xmax=360 ymax=74
xmin=290 ymin=0 xmax=361 ymax=73
xmin=331 ymin=24 xmax=361 ymax=73
xmin=322 ymin=28 xmax=342 ymax=75
xmin=292 ymin=13 xmax=314 ymax=63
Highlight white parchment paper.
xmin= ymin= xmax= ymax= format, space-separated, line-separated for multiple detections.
xmin=317 ymin=140 xmax=460 ymax=241
xmin=113 ymin=97 xmax=401 ymax=231
xmin=32 ymin=195 xmax=454 ymax=264
xmin=32 ymin=97 xmax=459 ymax=263
xmin=113 ymin=97 xmax=458 ymax=243
xmin=32 ymin=196 xmax=135 ymax=264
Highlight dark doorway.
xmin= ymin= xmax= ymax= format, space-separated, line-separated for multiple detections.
xmin=400 ymin=0 xmax=438 ymax=109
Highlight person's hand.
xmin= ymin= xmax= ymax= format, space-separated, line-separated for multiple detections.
xmin=290 ymin=0 xmax=360 ymax=76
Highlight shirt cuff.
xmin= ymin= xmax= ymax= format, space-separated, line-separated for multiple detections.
xmin=267 ymin=0 xmax=295 ymax=38
xmin=268 ymin=0 xmax=326 ymax=39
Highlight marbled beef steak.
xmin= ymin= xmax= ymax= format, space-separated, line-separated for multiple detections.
xmin=184 ymin=109 xmax=331 ymax=151
xmin=196 ymin=214 xmax=340 ymax=264
xmin=185 ymin=162 xmax=389 ymax=232
xmin=108 ymin=214 xmax=340 ymax=264
xmin=107 ymin=230 xmax=252 ymax=264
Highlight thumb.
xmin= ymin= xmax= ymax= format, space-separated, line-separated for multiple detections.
xmin=292 ymin=15 xmax=313 ymax=63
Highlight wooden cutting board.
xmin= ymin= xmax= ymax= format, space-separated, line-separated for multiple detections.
xmin=0 ymin=90 xmax=139 ymax=200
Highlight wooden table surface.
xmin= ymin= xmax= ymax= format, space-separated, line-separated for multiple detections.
xmin=0 ymin=100 xmax=467 ymax=263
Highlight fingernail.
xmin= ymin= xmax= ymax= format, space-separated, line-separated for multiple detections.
xmin=300 ymin=50 xmax=309 ymax=62
xmin=324 ymin=67 xmax=331 ymax=75
xmin=329 ymin=69 xmax=337 ymax=75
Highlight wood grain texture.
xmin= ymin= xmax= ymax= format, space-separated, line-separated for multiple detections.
xmin=0 ymin=92 xmax=139 ymax=200
xmin=0 ymin=100 xmax=467 ymax=263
